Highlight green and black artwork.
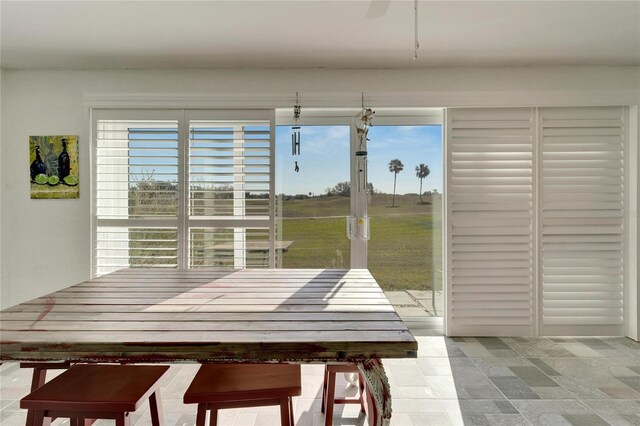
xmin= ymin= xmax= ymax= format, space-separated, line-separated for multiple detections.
xmin=29 ymin=135 xmax=79 ymax=199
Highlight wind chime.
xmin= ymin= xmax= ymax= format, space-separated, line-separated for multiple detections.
xmin=292 ymin=92 xmax=301 ymax=172
xmin=356 ymin=93 xmax=375 ymax=192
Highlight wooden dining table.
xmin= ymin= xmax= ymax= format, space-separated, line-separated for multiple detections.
xmin=0 ymin=268 xmax=418 ymax=426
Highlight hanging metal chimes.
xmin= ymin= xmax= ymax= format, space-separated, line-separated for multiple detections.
xmin=292 ymin=93 xmax=301 ymax=172
xmin=291 ymin=124 xmax=300 ymax=156
xmin=356 ymin=93 xmax=374 ymax=191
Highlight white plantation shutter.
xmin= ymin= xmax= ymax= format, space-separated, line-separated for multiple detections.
xmin=540 ymin=106 xmax=626 ymax=336
xmin=94 ymin=115 xmax=180 ymax=276
xmin=187 ymin=113 xmax=274 ymax=268
xmin=93 ymin=109 xmax=275 ymax=275
xmin=447 ymin=108 xmax=535 ymax=336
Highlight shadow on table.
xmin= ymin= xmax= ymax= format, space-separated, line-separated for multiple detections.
xmin=276 ymin=269 xmax=368 ymax=426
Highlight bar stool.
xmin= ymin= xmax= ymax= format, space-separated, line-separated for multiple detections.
xmin=20 ymin=361 xmax=72 ymax=426
xmin=20 ymin=364 xmax=169 ymax=426
xmin=183 ymin=363 xmax=301 ymax=426
xmin=322 ymin=364 xmax=366 ymax=426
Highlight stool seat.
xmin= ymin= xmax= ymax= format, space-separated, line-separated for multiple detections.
xmin=184 ymin=363 xmax=301 ymax=426
xmin=184 ymin=363 xmax=301 ymax=403
xmin=21 ymin=365 xmax=169 ymax=426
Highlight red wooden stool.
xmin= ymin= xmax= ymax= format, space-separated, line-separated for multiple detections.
xmin=321 ymin=364 xmax=366 ymax=426
xmin=20 ymin=361 xmax=72 ymax=426
xmin=20 ymin=364 xmax=169 ymax=426
xmin=183 ymin=363 xmax=301 ymax=426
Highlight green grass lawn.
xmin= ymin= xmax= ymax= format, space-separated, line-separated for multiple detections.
xmin=279 ymin=193 xmax=443 ymax=291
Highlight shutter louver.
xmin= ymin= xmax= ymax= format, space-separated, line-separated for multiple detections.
xmin=188 ymin=120 xmax=272 ymax=269
xmin=540 ymin=106 xmax=625 ymax=336
xmin=447 ymin=108 xmax=535 ymax=336
xmin=95 ymin=120 xmax=179 ymax=276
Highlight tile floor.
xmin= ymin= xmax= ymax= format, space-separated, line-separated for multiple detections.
xmin=1 ymin=336 xmax=638 ymax=426
xmin=385 ymin=290 xmax=444 ymax=318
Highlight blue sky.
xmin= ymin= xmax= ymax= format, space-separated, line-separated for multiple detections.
xmin=276 ymin=125 xmax=442 ymax=196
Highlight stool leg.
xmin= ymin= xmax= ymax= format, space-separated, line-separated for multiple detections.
xmin=32 ymin=411 xmax=51 ymax=426
xmin=209 ymin=406 xmax=217 ymax=426
xmin=196 ymin=403 xmax=207 ymax=426
xmin=25 ymin=410 xmax=36 ymax=426
xmin=115 ymin=413 xmax=130 ymax=426
xmin=280 ymin=397 xmax=290 ymax=426
xmin=30 ymin=368 xmax=47 ymax=391
xmin=289 ymin=397 xmax=295 ymax=426
xmin=149 ymin=391 xmax=163 ymax=426
xmin=32 ymin=411 xmax=44 ymax=426
xmin=26 ymin=368 xmax=48 ymax=426
xmin=321 ymin=366 xmax=328 ymax=414
xmin=358 ymin=372 xmax=366 ymax=414
xmin=324 ymin=370 xmax=336 ymax=426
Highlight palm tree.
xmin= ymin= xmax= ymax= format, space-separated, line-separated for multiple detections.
xmin=388 ymin=159 xmax=404 ymax=207
xmin=415 ymin=163 xmax=430 ymax=204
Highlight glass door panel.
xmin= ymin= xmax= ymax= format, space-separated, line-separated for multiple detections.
xmin=366 ymin=125 xmax=444 ymax=317
xmin=275 ymin=125 xmax=351 ymax=268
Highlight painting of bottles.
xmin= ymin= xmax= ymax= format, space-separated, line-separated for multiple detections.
xmin=29 ymin=135 xmax=79 ymax=199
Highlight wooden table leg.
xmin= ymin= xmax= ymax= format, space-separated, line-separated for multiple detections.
xmin=357 ymin=359 xmax=391 ymax=426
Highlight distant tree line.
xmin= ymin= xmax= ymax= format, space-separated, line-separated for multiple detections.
xmin=325 ymin=181 xmax=375 ymax=197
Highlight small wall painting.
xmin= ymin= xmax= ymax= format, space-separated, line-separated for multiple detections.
xmin=30 ymin=135 xmax=79 ymax=199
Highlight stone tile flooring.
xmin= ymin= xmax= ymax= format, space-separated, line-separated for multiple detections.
xmin=1 ymin=336 xmax=638 ymax=425
xmin=384 ymin=290 xmax=444 ymax=318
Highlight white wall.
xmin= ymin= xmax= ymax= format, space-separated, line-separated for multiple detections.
xmin=634 ymin=105 xmax=640 ymax=340
xmin=0 ymin=67 xmax=3 ymax=308
xmin=1 ymin=67 xmax=639 ymax=319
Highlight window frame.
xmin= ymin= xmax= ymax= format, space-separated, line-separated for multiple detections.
xmin=91 ymin=108 xmax=275 ymax=276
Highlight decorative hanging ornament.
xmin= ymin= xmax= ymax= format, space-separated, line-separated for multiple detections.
xmin=292 ymin=127 xmax=300 ymax=155
xmin=356 ymin=93 xmax=375 ymax=191
xmin=292 ymin=92 xmax=301 ymax=156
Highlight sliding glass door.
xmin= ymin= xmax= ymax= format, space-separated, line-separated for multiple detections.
xmin=275 ymin=125 xmax=351 ymax=268
xmin=275 ymin=111 xmax=445 ymax=322
xmin=365 ymin=124 xmax=444 ymax=318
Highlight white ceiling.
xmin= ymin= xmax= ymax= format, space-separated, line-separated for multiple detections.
xmin=1 ymin=0 xmax=639 ymax=70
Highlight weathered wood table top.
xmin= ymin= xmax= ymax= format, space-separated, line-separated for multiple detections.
xmin=0 ymin=268 xmax=417 ymax=363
